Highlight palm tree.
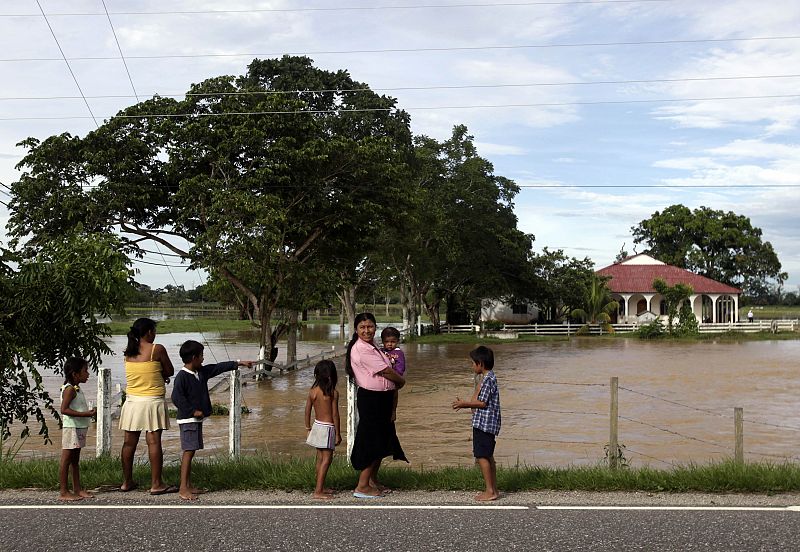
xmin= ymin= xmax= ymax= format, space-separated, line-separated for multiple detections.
xmin=571 ymin=275 xmax=619 ymax=334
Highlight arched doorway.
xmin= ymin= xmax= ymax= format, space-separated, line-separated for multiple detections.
xmin=716 ymin=295 xmax=736 ymax=323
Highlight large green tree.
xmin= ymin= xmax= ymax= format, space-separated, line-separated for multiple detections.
xmin=528 ymin=247 xmax=595 ymax=322
xmin=9 ymin=56 xmax=412 ymax=357
xmin=0 ymin=233 xmax=130 ymax=442
xmin=631 ymin=205 xmax=786 ymax=297
xmin=381 ymin=126 xmax=532 ymax=332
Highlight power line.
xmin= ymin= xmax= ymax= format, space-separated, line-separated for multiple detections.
xmin=101 ymin=0 xmax=139 ymax=102
xmin=3 ymin=73 xmax=800 ymax=102
xmin=0 ymin=1 xmax=676 ymax=17
xmin=3 ymin=35 xmax=800 ymax=62
xmin=131 ymin=257 xmax=188 ymax=268
xmin=3 ymin=92 xmax=800 ymax=121
xmin=34 ymin=0 xmax=98 ymax=128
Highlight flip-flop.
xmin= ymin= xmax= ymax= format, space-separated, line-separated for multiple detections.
xmin=150 ymin=485 xmax=179 ymax=496
xmin=353 ymin=491 xmax=382 ymax=499
xmin=119 ymin=483 xmax=139 ymax=492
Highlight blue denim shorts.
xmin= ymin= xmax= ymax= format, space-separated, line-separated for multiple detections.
xmin=179 ymin=421 xmax=204 ymax=451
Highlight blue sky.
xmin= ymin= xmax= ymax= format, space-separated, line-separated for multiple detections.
xmin=1 ymin=0 xmax=799 ymax=292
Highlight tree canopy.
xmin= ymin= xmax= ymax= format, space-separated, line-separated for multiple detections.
xmin=8 ymin=56 xmax=413 ymax=354
xmin=631 ymin=205 xmax=786 ymax=297
xmin=0 ymin=233 xmax=130 ymax=441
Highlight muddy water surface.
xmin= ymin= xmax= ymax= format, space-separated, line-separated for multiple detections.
xmin=16 ymin=329 xmax=800 ymax=469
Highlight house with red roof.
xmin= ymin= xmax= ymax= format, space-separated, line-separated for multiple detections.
xmin=597 ymin=253 xmax=741 ymax=324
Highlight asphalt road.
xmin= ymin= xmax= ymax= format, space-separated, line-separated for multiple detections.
xmin=2 ymin=498 xmax=799 ymax=552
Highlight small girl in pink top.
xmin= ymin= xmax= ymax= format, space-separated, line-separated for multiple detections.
xmin=380 ymin=326 xmax=405 ymax=421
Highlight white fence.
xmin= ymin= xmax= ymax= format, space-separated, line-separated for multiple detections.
xmin=443 ymin=320 xmax=798 ymax=336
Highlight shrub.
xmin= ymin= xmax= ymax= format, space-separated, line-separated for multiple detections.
xmin=637 ymin=319 xmax=665 ymax=339
xmin=483 ymin=320 xmax=504 ymax=331
xmin=676 ymin=302 xmax=699 ymax=336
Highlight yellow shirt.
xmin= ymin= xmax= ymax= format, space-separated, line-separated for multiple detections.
xmin=125 ymin=345 xmax=166 ymax=397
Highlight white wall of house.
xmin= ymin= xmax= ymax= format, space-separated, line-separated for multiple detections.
xmin=480 ymin=299 xmax=539 ymax=324
xmin=612 ymin=293 xmax=739 ymax=324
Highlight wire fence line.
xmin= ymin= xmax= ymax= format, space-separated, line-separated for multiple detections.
xmin=382 ymin=375 xmax=798 ymax=466
xmin=93 ymin=367 xmax=799 ymax=467
xmin=620 ymin=385 xmax=800 ymax=432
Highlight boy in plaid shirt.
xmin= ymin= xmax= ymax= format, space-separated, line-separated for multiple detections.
xmin=452 ymin=345 xmax=500 ymax=501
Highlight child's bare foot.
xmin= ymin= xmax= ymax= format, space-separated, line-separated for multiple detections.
xmin=77 ymin=490 xmax=94 ymax=499
xmin=58 ymin=493 xmax=83 ymax=501
xmin=312 ymin=492 xmax=335 ymax=500
xmin=179 ymin=491 xmax=198 ymax=501
xmin=474 ymin=491 xmax=499 ymax=501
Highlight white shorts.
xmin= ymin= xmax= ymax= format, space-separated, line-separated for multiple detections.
xmin=305 ymin=420 xmax=336 ymax=450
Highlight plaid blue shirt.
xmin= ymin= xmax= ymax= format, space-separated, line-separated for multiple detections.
xmin=472 ymin=370 xmax=501 ymax=435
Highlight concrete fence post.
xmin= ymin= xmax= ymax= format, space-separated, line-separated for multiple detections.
xmin=229 ymin=368 xmax=241 ymax=458
xmin=95 ymin=368 xmax=112 ymax=457
xmin=734 ymin=407 xmax=744 ymax=464
xmin=609 ymin=376 xmax=619 ymax=469
xmin=346 ymin=377 xmax=358 ymax=465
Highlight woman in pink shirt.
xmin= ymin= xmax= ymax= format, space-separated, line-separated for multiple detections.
xmin=345 ymin=312 xmax=407 ymax=498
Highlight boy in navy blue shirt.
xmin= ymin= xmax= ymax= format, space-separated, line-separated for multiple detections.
xmin=452 ymin=345 xmax=501 ymax=501
xmin=171 ymin=340 xmax=254 ymax=500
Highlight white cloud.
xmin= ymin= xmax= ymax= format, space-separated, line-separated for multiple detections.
xmin=474 ymin=141 xmax=527 ymax=156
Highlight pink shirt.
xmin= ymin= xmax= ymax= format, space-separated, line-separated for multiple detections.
xmin=351 ymin=338 xmax=396 ymax=391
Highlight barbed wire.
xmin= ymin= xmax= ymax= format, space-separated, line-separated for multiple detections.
xmin=502 ymin=436 xmax=604 ymax=446
xmin=619 ymin=414 xmax=730 ymax=450
xmin=623 ymin=446 xmax=673 ymax=466
xmin=620 ymin=385 xmax=800 ymax=432
xmin=511 ymin=380 xmax=607 ymax=387
xmin=744 ymin=449 xmax=798 ymax=461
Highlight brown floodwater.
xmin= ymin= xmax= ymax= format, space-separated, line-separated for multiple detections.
xmin=13 ymin=327 xmax=800 ymax=469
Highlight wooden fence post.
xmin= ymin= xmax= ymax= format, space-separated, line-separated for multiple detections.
xmin=609 ymin=376 xmax=619 ymax=469
xmin=229 ymin=368 xmax=241 ymax=458
xmin=95 ymin=368 xmax=112 ymax=457
xmin=734 ymin=407 xmax=744 ymax=464
xmin=346 ymin=377 xmax=357 ymax=465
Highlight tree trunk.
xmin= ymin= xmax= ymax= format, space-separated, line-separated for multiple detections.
xmin=337 ymin=285 xmax=357 ymax=331
xmin=425 ymin=297 xmax=442 ymax=334
xmin=286 ymin=310 xmax=299 ymax=366
xmin=257 ymin=297 xmax=275 ymax=378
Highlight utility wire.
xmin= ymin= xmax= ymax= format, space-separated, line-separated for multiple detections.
xmin=4 ymin=92 xmax=800 ymax=121
xmin=3 ymin=73 xmax=800 ymax=101
xmin=3 ymin=35 xmax=800 ymax=62
xmin=34 ymin=0 xmax=98 ymax=128
xmin=131 ymin=257 xmax=188 ymax=268
xmin=1 ymin=1 xmax=674 ymax=17
xmin=150 ymin=240 xmax=225 ymax=362
xmin=101 ymin=0 xmax=139 ymax=102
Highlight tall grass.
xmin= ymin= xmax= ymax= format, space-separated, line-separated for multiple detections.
xmin=2 ymin=456 xmax=800 ymax=493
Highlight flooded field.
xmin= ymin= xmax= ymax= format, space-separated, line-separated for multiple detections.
xmin=13 ymin=326 xmax=800 ymax=469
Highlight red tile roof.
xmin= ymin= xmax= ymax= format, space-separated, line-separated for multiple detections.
xmin=597 ymin=262 xmax=741 ymax=295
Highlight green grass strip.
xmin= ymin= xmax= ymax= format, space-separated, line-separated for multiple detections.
xmin=3 ymin=456 xmax=800 ymax=494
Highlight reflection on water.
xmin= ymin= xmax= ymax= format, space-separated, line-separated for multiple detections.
xmin=15 ymin=328 xmax=800 ymax=469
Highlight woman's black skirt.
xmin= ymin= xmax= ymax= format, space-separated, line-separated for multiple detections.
xmin=350 ymin=387 xmax=408 ymax=471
